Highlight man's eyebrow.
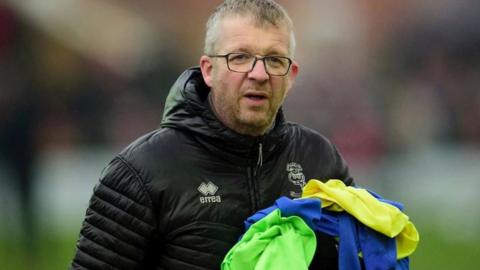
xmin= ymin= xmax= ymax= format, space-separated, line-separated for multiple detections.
xmin=230 ymin=47 xmax=253 ymax=53
xmin=265 ymin=45 xmax=289 ymax=56
xmin=227 ymin=45 xmax=288 ymax=56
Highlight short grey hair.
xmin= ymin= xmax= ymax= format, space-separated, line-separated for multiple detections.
xmin=204 ymin=0 xmax=296 ymax=57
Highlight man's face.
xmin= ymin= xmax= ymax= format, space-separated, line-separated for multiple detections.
xmin=200 ymin=16 xmax=299 ymax=136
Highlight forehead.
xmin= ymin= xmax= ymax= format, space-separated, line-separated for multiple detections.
xmin=216 ymin=16 xmax=291 ymax=55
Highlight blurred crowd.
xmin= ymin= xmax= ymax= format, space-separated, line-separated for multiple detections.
xmin=1 ymin=1 xmax=180 ymax=250
xmin=0 ymin=0 xmax=479 ymax=264
xmin=284 ymin=0 xmax=480 ymax=167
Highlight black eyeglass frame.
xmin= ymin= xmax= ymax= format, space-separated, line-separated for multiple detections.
xmin=208 ymin=52 xmax=293 ymax=76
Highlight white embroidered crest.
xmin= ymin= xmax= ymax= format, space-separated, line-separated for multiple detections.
xmin=286 ymin=162 xmax=306 ymax=198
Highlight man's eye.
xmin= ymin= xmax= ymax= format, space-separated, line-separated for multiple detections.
xmin=267 ymin=57 xmax=286 ymax=67
xmin=229 ymin=54 xmax=251 ymax=63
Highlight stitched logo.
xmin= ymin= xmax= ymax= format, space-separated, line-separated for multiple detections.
xmin=287 ymin=162 xmax=306 ymax=198
xmin=198 ymin=181 xmax=221 ymax=203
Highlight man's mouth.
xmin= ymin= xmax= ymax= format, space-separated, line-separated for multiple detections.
xmin=245 ymin=94 xmax=267 ymax=100
xmin=244 ymin=90 xmax=268 ymax=101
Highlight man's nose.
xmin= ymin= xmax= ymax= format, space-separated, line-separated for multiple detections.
xmin=247 ymin=59 xmax=270 ymax=81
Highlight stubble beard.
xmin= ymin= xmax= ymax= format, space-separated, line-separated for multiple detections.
xmin=213 ymin=90 xmax=274 ymax=136
xmin=211 ymin=81 xmax=276 ymax=136
xmin=235 ymin=103 xmax=275 ymax=136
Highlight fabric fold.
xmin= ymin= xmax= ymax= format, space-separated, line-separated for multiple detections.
xmin=302 ymin=179 xmax=419 ymax=258
xmin=222 ymin=209 xmax=316 ymax=270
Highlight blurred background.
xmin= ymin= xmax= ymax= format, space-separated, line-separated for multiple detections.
xmin=0 ymin=0 xmax=479 ymax=269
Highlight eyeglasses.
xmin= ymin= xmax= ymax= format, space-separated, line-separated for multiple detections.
xmin=208 ymin=52 xmax=293 ymax=76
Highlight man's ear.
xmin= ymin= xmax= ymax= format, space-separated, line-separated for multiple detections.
xmin=200 ymin=55 xmax=214 ymax=87
xmin=286 ymin=61 xmax=300 ymax=92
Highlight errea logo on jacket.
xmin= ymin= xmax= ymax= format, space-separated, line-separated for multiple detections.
xmin=198 ymin=181 xmax=222 ymax=204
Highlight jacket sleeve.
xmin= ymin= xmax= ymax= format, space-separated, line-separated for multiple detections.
xmin=71 ymin=156 xmax=157 ymax=270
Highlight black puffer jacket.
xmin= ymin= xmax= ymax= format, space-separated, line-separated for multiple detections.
xmin=71 ymin=67 xmax=353 ymax=270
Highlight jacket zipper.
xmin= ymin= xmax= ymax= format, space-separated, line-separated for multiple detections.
xmin=247 ymin=141 xmax=263 ymax=213
xmin=254 ymin=143 xmax=263 ymax=175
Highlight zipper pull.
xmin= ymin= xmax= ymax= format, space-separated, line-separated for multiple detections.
xmin=257 ymin=143 xmax=263 ymax=167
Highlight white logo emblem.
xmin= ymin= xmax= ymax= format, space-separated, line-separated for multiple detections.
xmin=198 ymin=181 xmax=222 ymax=204
xmin=287 ymin=162 xmax=306 ymax=198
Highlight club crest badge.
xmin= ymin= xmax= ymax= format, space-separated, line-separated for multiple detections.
xmin=286 ymin=162 xmax=306 ymax=198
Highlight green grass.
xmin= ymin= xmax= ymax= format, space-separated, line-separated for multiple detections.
xmin=410 ymin=225 xmax=480 ymax=269
xmin=0 ymin=229 xmax=78 ymax=270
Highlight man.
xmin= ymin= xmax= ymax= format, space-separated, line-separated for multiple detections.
xmin=71 ymin=1 xmax=353 ymax=269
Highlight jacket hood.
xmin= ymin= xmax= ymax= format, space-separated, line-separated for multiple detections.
xmin=161 ymin=67 xmax=288 ymax=158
